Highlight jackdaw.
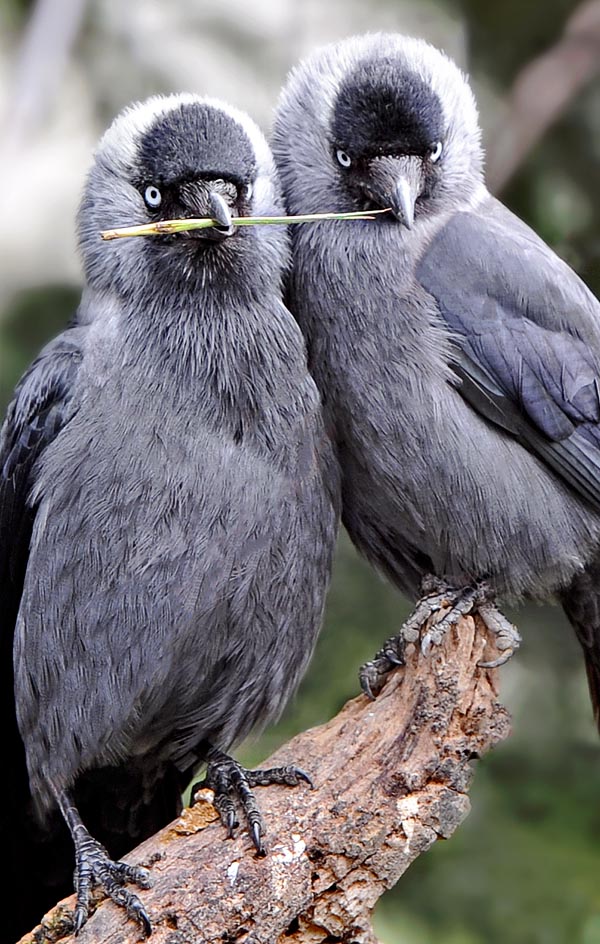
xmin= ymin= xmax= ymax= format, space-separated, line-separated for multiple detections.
xmin=272 ymin=33 xmax=600 ymax=720
xmin=0 ymin=92 xmax=338 ymax=937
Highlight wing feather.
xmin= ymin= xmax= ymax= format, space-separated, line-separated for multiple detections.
xmin=418 ymin=199 xmax=600 ymax=509
xmin=0 ymin=327 xmax=84 ymax=601
xmin=0 ymin=322 xmax=85 ymax=935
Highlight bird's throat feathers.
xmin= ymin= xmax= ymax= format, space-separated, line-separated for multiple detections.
xmin=83 ymin=283 xmax=306 ymax=443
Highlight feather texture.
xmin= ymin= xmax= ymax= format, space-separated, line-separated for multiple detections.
xmin=2 ymin=93 xmax=339 ymax=938
xmin=273 ymin=31 xmax=600 ymax=735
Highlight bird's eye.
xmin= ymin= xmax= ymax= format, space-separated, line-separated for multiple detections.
xmin=430 ymin=141 xmax=443 ymax=163
xmin=144 ymin=185 xmax=162 ymax=208
xmin=336 ymin=149 xmax=352 ymax=169
xmin=242 ymin=182 xmax=253 ymax=201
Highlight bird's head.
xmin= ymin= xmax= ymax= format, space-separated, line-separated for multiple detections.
xmin=78 ymin=94 xmax=287 ymax=295
xmin=273 ymin=33 xmax=484 ymax=228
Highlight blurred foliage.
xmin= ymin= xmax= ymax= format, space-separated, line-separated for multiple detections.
xmin=1 ymin=1 xmax=600 ymax=943
xmin=1 ymin=0 xmax=33 ymax=27
xmin=456 ymin=0 xmax=577 ymax=80
xmin=0 ymin=286 xmax=79 ymax=409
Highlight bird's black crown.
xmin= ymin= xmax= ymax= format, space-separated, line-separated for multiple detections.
xmin=136 ymin=103 xmax=257 ymax=187
xmin=331 ymin=57 xmax=444 ymax=157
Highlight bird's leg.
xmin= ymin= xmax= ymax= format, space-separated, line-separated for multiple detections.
xmin=359 ymin=576 xmax=521 ymax=698
xmin=54 ymin=787 xmax=152 ymax=935
xmin=192 ymin=746 xmax=313 ymax=855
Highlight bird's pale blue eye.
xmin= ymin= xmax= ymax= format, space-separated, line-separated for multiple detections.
xmin=430 ymin=141 xmax=443 ymax=163
xmin=243 ymin=182 xmax=253 ymax=201
xmin=336 ymin=149 xmax=352 ymax=169
xmin=144 ymin=185 xmax=162 ymax=208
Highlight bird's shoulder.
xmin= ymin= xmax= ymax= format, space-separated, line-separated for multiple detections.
xmin=418 ymin=195 xmax=600 ymax=336
xmin=1 ymin=322 xmax=86 ymax=483
xmin=1 ymin=316 xmax=87 ymax=641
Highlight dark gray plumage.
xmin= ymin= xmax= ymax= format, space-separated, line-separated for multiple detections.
xmin=272 ymin=33 xmax=600 ymax=720
xmin=1 ymin=93 xmax=338 ymax=936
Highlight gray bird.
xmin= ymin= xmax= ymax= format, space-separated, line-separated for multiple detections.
xmin=272 ymin=33 xmax=600 ymax=718
xmin=1 ymin=93 xmax=338 ymax=936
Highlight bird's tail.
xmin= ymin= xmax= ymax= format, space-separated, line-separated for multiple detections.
xmin=1 ymin=720 xmax=74 ymax=943
xmin=561 ymin=562 xmax=600 ymax=733
xmin=2 ymin=605 xmax=184 ymax=940
xmin=584 ymin=654 xmax=600 ymax=732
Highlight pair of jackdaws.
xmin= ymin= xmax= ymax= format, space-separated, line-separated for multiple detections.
xmin=3 ymin=31 xmax=600 ymax=938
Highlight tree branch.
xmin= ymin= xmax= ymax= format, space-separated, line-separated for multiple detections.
xmin=1 ymin=0 xmax=89 ymax=150
xmin=22 ymin=614 xmax=511 ymax=944
xmin=486 ymin=0 xmax=600 ymax=193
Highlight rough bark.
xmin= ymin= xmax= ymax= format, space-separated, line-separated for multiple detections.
xmin=22 ymin=614 xmax=511 ymax=944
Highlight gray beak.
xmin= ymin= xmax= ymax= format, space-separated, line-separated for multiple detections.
xmin=362 ymin=154 xmax=423 ymax=229
xmin=389 ymin=177 xmax=415 ymax=229
xmin=209 ymin=192 xmax=235 ymax=236
xmin=177 ymin=181 xmax=236 ymax=241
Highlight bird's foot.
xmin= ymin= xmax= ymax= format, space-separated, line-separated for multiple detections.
xmin=193 ymin=747 xmax=313 ymax=855
xmin=72 ymin=832 xmax=152 ymax=935
xmin=359 ymin=630 xmax=407 ymax=701
xmin=54 ymin=787 xmax=152 ymax=934
xmin=359 ymin=576 xmax=521 ymax=698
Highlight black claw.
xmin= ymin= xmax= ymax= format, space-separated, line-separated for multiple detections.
xmin=226 ymin=809 xmax=238 ymax=838
xmin=382 ymin=648 xmax=404 ymax=665
xmin=359 ymin=657 xmax=393 ymax=699
xmin=203 ymin=747 xmax=311 ymax=852
xmin=363 ymin=681 xmax=376 ymax=701
xmin=250 ymin=820 xmax=264 ymax=855
xmin=74 ymin=907 xmax=87 ymax=935
xmin=359 ymin=631 xmax=407 ymax=699
xmin=71 ymin=857 xmax=151 ymax=934
xmin=295 ymin=767 xmax=314 ymax=789
xmin=359 ymin=667 xmax=377 ymax=701
xmin=138 ymin=907 xmax=152 ymax=937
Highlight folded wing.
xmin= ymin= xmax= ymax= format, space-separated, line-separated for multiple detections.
xmin=417 ymin=200 xmax=600 ymax=510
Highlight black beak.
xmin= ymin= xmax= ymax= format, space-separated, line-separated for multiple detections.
xmin=389 ymin=177 xmax=416 ymax=229
xmin=208 ymin=192 xmax=235 ymax=237
xmin=177 ymin=181 xmax=236 ymax=241
xmin=360 ymin=155 xmax=423 ymax=229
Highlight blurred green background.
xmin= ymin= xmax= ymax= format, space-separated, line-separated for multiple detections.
xmin=1 ymin=1 xmax=600 ymax=942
